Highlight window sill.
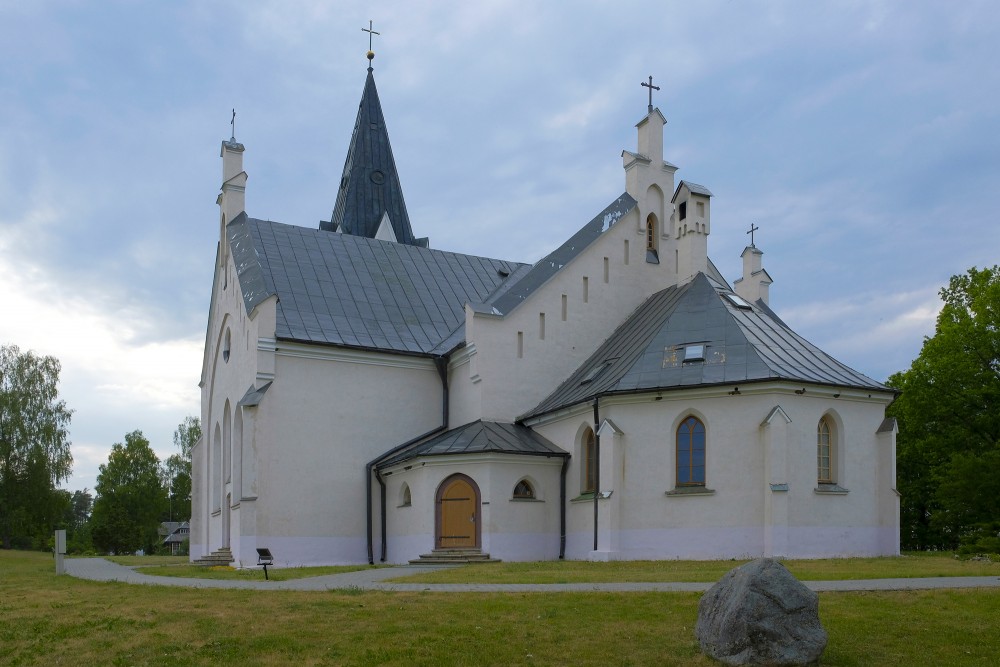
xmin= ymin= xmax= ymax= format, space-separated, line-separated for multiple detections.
xmin=571 ymin=491 xmax=612 ymax=503
xmin=815 ymin=483 xmax=849 ymax=495
xmin=645 ymin=249 xmax=659 ymax=264
xmin=396 ymin=503 xmax=411 ymax=509
xmin=510 ymin=497 xmax=543 ymax=503
xmin=666 ymin=487 xmax=715 ymax=497
xmin=210 ymin=509 xmax=221 ymax=517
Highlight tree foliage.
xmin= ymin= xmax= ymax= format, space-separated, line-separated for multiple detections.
xmin=0 ymin=344 xmax=73 ymax=549
xmin=888 ymin=266 xmax=1000 ymax=551
xmin=164 ymin=416 xmax=199 ymax=522
xmin=90 ymin=431 xmax=166 ymax=554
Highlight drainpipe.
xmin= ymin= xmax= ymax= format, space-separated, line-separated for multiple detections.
xmin=559 ymin=455 xmax=569 ymax=559
xmin=592 ymin=398 xmax=600 ymax=552
xmin=365 ymin=354 xmax=450 ymax=564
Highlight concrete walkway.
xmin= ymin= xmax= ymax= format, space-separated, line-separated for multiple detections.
xmin=63 ymin=558 xmax=1000 ymax=593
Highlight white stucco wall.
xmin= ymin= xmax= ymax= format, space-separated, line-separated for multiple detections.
xmin=530 ymin=384 xmax=897 ymax=560
xmin=380 ymin=453 xmax=566 ymax=564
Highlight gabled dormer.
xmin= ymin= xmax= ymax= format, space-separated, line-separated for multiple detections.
xmin=671 ymin=180 xmax=712 ymax=282
xmin=323 ymin=62 xmax=427 ymax=247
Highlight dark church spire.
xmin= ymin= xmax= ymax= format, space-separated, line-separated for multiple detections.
xmin=323 ymin=38 xmax=424 ymax=247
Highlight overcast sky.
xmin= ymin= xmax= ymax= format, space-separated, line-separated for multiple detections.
xmin=2 ymin=1 xmax=998 ymax=494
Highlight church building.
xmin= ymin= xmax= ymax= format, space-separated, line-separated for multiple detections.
xmin=192 ymin=52 xmax=899 ymax=566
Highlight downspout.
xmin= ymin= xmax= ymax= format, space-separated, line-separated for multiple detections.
xmin=559 ymin=455 xmax=569 ymax=559
xmin=592 ymin=398 xmax=600 ymax=552
xmin=365 ymin=354 xmax=450 ymax=564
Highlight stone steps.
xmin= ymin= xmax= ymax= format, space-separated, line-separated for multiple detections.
xmin=409 ymin=548 xmax=501 ymax=565
xmin=193 ymin=547 xmax=234 ymax=566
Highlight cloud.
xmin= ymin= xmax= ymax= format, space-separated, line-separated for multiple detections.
xmin=780 ymin=286 xmax=941 ymax=381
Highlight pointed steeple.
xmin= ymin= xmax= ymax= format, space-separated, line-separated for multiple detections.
xmin=326 ymin=66 xmax=424 ymax=246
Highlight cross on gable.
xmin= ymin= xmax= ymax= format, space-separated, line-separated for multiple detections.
xmin=747 ymin=222 xmax=760 ymax=247
xmin=641 ymin=75 xmax=660 ymax=113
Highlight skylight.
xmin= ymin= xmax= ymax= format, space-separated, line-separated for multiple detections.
xmin=683 ymin=344 xmax=705 ymax=362
xmin=724 ymin=293 xmax=754 ymax=310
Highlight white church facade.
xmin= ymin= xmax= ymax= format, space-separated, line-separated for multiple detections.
xmin=191 ymin=61 xmax=899 ymax=567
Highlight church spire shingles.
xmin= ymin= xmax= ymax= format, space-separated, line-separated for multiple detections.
xmin=324 ymin=58 xmax=425 ymax=246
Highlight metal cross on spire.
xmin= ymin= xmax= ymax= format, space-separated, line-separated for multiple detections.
xmin=363 ymin=20 xmax=380 ymax=68
xmin=641 ymin=75 xmax=660 ymax=113
xmin=230 ymin=108 xmax=236 ymax=142
xmin=747 ymin=222 xmax=760 ymax=247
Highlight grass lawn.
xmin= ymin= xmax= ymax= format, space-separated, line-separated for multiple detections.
xmin=4 ymin=549 xmax=998 ymax=666
xmin=387 ymin=552 xmax=1000 ymax=584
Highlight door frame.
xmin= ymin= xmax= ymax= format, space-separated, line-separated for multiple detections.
xmin=434 ymin=473 xmax=481 ymax=549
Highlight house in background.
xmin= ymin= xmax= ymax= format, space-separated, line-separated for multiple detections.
xmin=191 ymin=53 xmax=898 ymax=567
xmin=159 ymin=521 xmax=190 ymax=555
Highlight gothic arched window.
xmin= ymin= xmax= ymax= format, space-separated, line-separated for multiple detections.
xmin=676 ymin=416 xmax=706 ymax=486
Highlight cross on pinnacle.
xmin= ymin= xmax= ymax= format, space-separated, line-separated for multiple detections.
xmin=747 ymin=222 xmax=760 ymax=247
xmin=363 ymin=20 xmax=380 ymax=67
xmin=641 ymin=75 xmax=660 ymax=113
xmin=230 ymin=109 xmax=236 ymax=142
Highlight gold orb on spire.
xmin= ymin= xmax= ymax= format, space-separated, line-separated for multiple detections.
xmin=367 ymin=50 xmax=375 ymax=61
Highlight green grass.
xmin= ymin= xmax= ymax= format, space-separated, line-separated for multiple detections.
xmin=133 ymin=563 xmax=383 ymax=581
xmin=387 ymin=552 xmax=1000 ymax=584
xmin=4 ymin=549 xmax=999 ymax=666
xmin=104 ymin=555 xmax=189 ymax=567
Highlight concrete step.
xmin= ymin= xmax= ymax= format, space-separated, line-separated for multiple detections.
xmin=193 ymin=547 xmax=235 ymax=566
xmin=409 ymin=549 xmax=501 ymax=565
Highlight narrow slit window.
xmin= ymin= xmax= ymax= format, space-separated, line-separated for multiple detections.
xmin=517 ymin=331 xmax=523 ymax=358
xmin=539 ymin=313 xmax=545 ymax=340
xmin=603 ymin=257 xmax=610 ymax=283
xmin=624 ymin=239 xmax=630 ymax=265
xmin=561 ymin=294 xmax=568 ymax=321
xmin=583 ymin=276 xmax=589 ymax=303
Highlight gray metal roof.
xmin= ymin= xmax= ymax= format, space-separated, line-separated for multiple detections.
xmin=324 ymin=68 xmax=423 ymax=246
xmin=229 ymin=214 xmax=526 ymax=355
xmin=487 ymin=193 xmax=637 ymax=315
xmin=523 ymin=272 xmax=888 ymax=419
xmin=377 ymin=420 xmax=567 ymax=469
xmin=673 ymin=180 xmax=713 ymax=200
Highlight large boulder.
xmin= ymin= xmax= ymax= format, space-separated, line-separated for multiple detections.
xmin=696 ymin=558 xmax=827 ymax=666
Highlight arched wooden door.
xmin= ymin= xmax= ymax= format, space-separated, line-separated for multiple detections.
xmin=435 ymin=474 xmax=480 ymax=549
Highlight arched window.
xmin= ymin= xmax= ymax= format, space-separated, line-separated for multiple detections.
xmin=818 ymin=417 xmax=833 ymax=483
xmin=400 ymin=483 xmax=412 ymax=507
xmin=513 ymin=479 xmax=535 ymax=499
xmin=582 ymin=427 xmax=596 ymax=493
xmin=676 ymin=416 xmax=706 ymax=486
xmin=223 ymin=328 xmax=231 ymax=363
xmin=646 ymin=213 xmax=658 ymax=251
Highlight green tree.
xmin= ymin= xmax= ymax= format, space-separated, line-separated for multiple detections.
xmin=888 ymin=266 xmax=1000 ymax=550
xmin=90 ymin=431 xmax=167 ymax=554
xmin=164 ymin=416 xmax=199 ymax=522
xmin=0 ymin=344 xmax=73 ymax=549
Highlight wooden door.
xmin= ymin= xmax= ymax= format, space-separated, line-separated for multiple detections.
xmin=437 ymin=476 xmax=479 ymax=549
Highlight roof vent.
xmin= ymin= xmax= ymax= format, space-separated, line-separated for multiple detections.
xmin=580 ymin=358 xmax=617 ymax=385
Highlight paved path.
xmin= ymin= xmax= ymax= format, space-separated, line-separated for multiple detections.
xmin=63 ymin=558 xmax=1000 ymax=593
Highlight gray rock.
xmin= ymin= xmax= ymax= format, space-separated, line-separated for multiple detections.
xmin=696 ymin=558 xmax=827 ymax=666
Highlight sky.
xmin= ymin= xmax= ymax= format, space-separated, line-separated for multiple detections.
xmin=2 ymin=0 xmax=998 ymax=494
